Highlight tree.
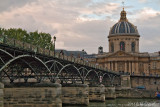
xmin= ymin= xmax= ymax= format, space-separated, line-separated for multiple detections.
xmin=0 ymin=27 xmax=54 ymax=51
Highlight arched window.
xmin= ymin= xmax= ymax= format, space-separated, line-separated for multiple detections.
xmin=120 ymin=41 xmax=125 ymax=51
xmin=111 ymin=42 xmax=114 ymax=52
xmin=131 ymin=42 xmax=135 ymax=52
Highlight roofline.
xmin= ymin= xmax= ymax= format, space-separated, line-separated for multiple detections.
xmin=108 ymin=34 xmax=140 ymax=38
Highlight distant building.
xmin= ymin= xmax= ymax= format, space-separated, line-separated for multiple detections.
xmin=55 ymin=49 xmax=96 ymax=64
xmin=96 ymin=8 xmax=160 ymax=76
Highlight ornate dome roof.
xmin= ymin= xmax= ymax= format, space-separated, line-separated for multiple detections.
xmin=109 ymin=9 xmax=139 ymax=36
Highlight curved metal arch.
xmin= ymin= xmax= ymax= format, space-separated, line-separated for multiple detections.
xmin=56 ymin=64 xmax=83 ymax=80
xmin=102 ymin=73 xmax=112 ymax=81
xmin=111 ymin=75 xmax=118 ymax=84
xmin=45 ymin=60 xmax=64 ymax=67
xmin=84 ymin=69 xmax=100 ymax=81
xmin=0 ymin=48 xmax=14 ymax=58
xmin=21 ymin=59 xmax=37 ymax=75
xmin=78 ymin=67 xmax=88 ymax=72
xmin=0 ymin=55 xmax=51 ymax=74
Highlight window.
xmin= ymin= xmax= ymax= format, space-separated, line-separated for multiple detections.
xmin=153 ymin=62 xmax=157 ymax=69
xmin=111 ymin=42 xmax=114 ymax=52
xmin=120 ymin=41 xmax=125 ymax=51
xmin=131 ymin=42 xmax=135 ymax=52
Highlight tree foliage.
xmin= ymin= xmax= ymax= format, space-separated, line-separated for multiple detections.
xmin=0 ymin=28 xmax=54 ymax=50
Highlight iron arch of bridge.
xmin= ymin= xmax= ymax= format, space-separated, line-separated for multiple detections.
xmin=56 ymin=64 xmax=83 ymax=84
xmin=102 ymin=73 xmax=120 ymax=86
xmin=0 ymin=47 xmax=121 ymax=85
xmin=0 ymin=55 xmax=51 ymax=73
xmin=84 ymin=69 xmax=100 ymax=84
xmin=0 ymin=50 xmax=53 ymax=82
xmin=0 ymin=48 xmax=14 ymax=58
xmin=45 ymin=60 xmax=64 ymax=73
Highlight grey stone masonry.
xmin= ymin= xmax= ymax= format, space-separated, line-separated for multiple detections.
xmin=0 ymin=83 xmax=4 ymax=107
xmin=89 ymin=84 xmax=105 ymax=102
xmin=3 ymin=83 xmax=62 ymax=107
xmin=62 ymin=84 xmax=89 ymax=106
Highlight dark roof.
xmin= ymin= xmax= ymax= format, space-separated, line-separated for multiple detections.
xmin=55 ymin=49 xmax=96 ymax=58
xmin=109 ymin=21 xmax=139 ymax=36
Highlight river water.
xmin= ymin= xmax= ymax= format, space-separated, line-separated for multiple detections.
xmin=64 ymin=99 xmax=160 ymax=107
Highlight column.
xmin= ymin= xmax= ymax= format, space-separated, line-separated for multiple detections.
xmin=112 ymin=62 xmax=114 ymax=71
xmin=129 ymin=62 xmax=131 ymax=73
xmin=136 ymin=62 xmax=139 ymax=74
xmin=125 ymin=62 xmax=127 ymax=72
xmin=108 ymin=62 xmax=110 ymax=70
xmin=115 ymin=61 xmax=118 ymax=71
xmin=132 ymin=62 xmax=135 ymax=74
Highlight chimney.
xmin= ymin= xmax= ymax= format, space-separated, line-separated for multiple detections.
xmin=98 ymin=46 xmax=103 ymax=54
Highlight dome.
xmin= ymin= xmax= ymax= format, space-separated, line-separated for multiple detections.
xmin=109 ymin=9 xmax=139 ymax=36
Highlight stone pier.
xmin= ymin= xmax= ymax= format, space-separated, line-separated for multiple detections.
xmin=121 ymin=75 xmax=131 ymax=88
xmin=89 ymin=84 xmax=105 ymax=102
xmin=105 ymin=87 xmax=116 ymax=99
xmin=3 ymin=83 xmax=62 ymax=107
xmin=0 ymin=83 xmax=4 ymax=107
xmin=116 ymin=87 xmax=156 ymax=98
xmin=62 ymin=84 xmax=89 ymax=106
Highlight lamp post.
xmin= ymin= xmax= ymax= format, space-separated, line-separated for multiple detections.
xmin=82 ymin=49 xmax=84 ymax=64
xmin=53 ymin=36 xmax=56 ymax=57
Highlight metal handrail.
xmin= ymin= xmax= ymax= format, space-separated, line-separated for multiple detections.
xmin=0 ymin=35 xmax=115 ymax=73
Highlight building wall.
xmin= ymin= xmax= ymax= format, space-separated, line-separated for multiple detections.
xmin=96 ymin=52 xmax=150 ymax=75
xmin=131 ymin=76 xmax=160 ymax=91
xmin=150 ymin=56 xmax=160 ymax=75
xmin=108 ymin=35 xmax=139 ymax=53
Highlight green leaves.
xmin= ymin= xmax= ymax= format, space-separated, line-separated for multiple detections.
xmin=0 ymin=27 xmax=54 ymax=51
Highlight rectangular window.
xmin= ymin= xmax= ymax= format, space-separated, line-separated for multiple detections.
xmin=153 ymin=62 xmax=156 ymax=69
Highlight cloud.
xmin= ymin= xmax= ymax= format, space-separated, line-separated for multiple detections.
xmin=0 ymin=0 xmax=159 ymax=54
xmin=0 ymin=0 xmax=119 ymax=54
xmin=133 ymin=8 xmax=160 ymax=52
xmin=138 ymin=0 xmax=147 ymax=3
xmin=0 ymin=0 xmax=36 ymax=13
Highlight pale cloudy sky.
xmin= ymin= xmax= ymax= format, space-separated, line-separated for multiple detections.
xmin=0 ymin=0 xmax=160 ymax=54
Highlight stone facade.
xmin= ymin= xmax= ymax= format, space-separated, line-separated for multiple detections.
xmin=131 ymin=76 xmax=160 ymax=91
xmin=116 ymin=88 xmax=156 ymax=98
xmin=95 ymin=8 xmax=160 ymax=76
xmin=3 ymin=83 xmax=62 ymax=107
xmin=89 ymin=85 xmax=105 ymax=102
xmin=108 ymin=35 xmax=139 ymax=53
xmin=0 ymin=83 xmax=4 ymax=107
xmin=62 ymin=84 xmax=89 ymax=105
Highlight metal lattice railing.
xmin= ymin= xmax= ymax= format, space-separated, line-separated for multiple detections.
xmin=0 ymin=35 xmax=118 ymax=74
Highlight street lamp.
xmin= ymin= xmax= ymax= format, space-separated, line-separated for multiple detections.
xmin=82 ymin=49 xmax=84 ymax=64
xmin=53 ymin=36 xmax=56 ymax=57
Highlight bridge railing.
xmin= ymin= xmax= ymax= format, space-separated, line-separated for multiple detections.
xmin=0 ymin=35 xmax=119 ymax=74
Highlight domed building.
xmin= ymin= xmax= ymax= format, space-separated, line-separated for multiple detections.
xmin=108 ymin=8 xmax=140 ymax=53
xmin=96 ymin=8 xmax=160 ymax=75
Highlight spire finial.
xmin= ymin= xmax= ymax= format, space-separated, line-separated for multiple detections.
xmin=120 ymin=1 xmax=127 ymax=22
xmin=122 ymin=1 xmax=125 ymax=10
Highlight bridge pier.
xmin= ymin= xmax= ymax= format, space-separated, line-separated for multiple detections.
xmin=120 ymin=75 xmax=131 ymax=88
xmin=0 ymin=82 xmax=4 ymax=107
xmin=3 ymin=83 xmax=62 ymax=107
xmin=89 ymin=84 xmax=105 ymax=102
xmin=105 ymin=86 xmax=116 ymax=99
xmin=62 ymin=84 xmax=89 ymax=106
